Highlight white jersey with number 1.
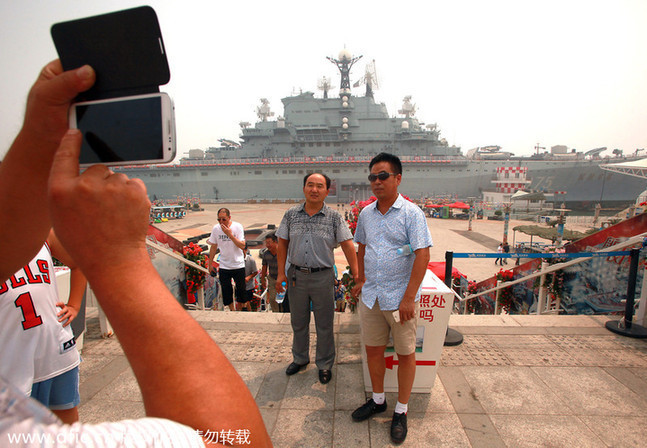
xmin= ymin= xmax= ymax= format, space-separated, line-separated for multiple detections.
xmin=0 ymin=243 xmax=80 ymax=396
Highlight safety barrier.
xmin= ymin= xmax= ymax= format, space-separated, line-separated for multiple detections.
xmin=443 ymin=233 xmax=647 ymax=336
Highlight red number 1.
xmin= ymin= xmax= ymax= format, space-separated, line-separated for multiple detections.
xmin=14 ymin=292 xmax=43 ymax=330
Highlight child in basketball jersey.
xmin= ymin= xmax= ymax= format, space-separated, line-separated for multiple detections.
xmin=0 ymin=230 xmax=85 ymax=423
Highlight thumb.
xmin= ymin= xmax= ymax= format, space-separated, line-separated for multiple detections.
xmin=49 ymin=129 xmax=82 ymax=192
xmin=36 ymin=62 xmax=95 ymax=105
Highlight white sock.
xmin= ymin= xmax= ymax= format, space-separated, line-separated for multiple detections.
xmin=372 ymin=392 xmax=385 ymax=405
xmin=394 ymin=401 xmax=408 ymax=414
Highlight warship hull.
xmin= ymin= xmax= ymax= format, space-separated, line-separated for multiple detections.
xmin=116 ymin=52 xmax=646 ymax=208
xmin=118 ymin=156 xmax=645 ymax=209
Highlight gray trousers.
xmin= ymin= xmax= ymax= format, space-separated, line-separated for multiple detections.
xmin=287 ymin=265 xmax=335 ymax=370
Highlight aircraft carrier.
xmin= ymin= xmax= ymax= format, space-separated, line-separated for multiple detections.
xmin=115 ymin=50 xmax=646 ymax=209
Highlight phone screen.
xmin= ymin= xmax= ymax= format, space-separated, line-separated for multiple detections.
xmin=75 ymin=96 xmax=163 ymax=164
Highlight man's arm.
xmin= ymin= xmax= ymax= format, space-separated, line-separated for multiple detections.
xmin=398 ymin=247 xmax=430 ymax=323
xmin=276 ymin=237 xmax=289 ymax=293
xmin=48 ymin=131 xmax=271 ymax=446
xmin=207 ymin=243 xmax=218 ymax=272
xmin=0 ymin=61 xmax=95 ymax=283
xmin=260 ymin=262 xmax=269 ymax=289
xmin=351 ymin=243 xmax=366 ymax=297
xmin=246 ymin=259 xmax=258 ymax=283
xmin=340 ymin=239 xmax=359 ymax=283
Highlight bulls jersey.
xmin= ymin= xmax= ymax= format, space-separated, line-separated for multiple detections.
xmin=0 ymin=244 xmax=79 ymax=396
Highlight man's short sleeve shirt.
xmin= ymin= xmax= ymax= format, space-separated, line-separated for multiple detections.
xmin=276 ymin=203 xmax=352 ymax=268
xmin=244 ymin=255 xmax=257 ymax=290
xmin=261 ymin=249 xmax=279 ymax=278
xmin=354 ymin=194 xmax=433 ymax=310
xmin=207 ymin=221 xmax=245 ymax=269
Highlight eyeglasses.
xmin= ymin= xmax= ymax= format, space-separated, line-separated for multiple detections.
xmin=217 ymin=218 xmax=228 ymax=222
xmin=368 ymin=171 xmax=397 ymax=182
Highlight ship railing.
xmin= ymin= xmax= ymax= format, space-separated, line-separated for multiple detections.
xmin=448 ymin=232 xmax=647 ymax=315
xmin=177 ymin=154 xmax=467 ymax=167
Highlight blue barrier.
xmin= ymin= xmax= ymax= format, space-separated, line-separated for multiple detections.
xmin=452 ymin=251 xmax=630 ymax=259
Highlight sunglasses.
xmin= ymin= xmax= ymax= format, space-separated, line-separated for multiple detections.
xmin=217 ymin=218 xmax=228 ymax=222
xmin=368 ymin=171 xmax=397 ymax=182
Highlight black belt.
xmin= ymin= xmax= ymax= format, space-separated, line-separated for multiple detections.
xmin=292 ymin=265 xmax=330 ymax=274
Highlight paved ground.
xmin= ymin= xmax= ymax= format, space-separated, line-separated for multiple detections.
xmin=78 ymin=310 xmax=647 ymax=447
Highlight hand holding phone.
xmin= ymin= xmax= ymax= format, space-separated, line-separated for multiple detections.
xmin=69 ymin=92 xmax=175 ymax=166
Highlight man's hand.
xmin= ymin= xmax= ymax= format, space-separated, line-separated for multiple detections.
xmin=56 ymin=302 xmax=79 ymax=327
xmin=220 ymin=221 xmax=233 ymax=238
xmin=398 ymin=296 xmax=416 ymax=324
xmin=48 ymin=130 xmax=151 ymax=276
xmin=275 ymin=273 xmax=287 ymax=293
xmin=22 ymin=60 xmax=95 ymax=146
xmin=351 ymin=279 xmax=364 ymax=298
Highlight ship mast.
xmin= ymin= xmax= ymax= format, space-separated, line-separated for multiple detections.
xmin=327 ymin=49 xmax=362 ymax=97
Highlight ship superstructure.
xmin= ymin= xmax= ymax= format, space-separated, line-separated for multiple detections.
xmin=116 ymin=50 xmax=646 ymax=207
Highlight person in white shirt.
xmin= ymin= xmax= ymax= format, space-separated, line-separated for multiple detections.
xmin=206 ymin=208 xmax=246 ymax=311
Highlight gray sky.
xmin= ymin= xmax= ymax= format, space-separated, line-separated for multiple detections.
xmin=1 ymin=0 xmax=646 ymax=162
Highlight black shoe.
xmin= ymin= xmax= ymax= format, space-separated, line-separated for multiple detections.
xmin=351 ymin=398 xmax=387 ymax=422
xmin=390 ymin=412 xmax=408 ymax=444
xmin=285 ymin=362 xmax=308 ymax=375
xmin=319 ymin=369 xmax=332 ymax=384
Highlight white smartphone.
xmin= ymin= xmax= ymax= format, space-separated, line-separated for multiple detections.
xmin=392 ymin=310 xmax=400 ymax=323
xmin=69 ymin=92 xmax=175 ymax=166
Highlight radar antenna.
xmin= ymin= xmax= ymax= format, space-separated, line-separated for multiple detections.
xmin=352 ymin=59 xmax=380 ymax=98
xmin=398 ymin=96 xmax=416 ymax=118
xmin=317 ymin=76 xmax=335 ymax=99
xmin=239 ymin=121 xmax=251 ymax=129
xmin=256 ymin=98 xmax=274 ymax=122
xmin=327 ymin=49 xmax=362 ymax=97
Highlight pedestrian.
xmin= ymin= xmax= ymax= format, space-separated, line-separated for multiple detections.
xmin=495 ymin=243 xmax=503 ymax=265
xmin=502 ymin=241 xmax=510 ymax=265
xmin=240 ymin=244 xmax=258 ymax=311
xmin=276 ymin=173 xmax=359 ymax=384
xmin=260 ymin=232 xmax=282 ymax=312
xmin=351 ymin=153 xmax=432 ymax=444
xmin=206 ymin=208 xmax=246 ymax=311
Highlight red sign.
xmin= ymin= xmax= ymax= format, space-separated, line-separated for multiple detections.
xmin=384 ymin=355 xmax=436 ymax=370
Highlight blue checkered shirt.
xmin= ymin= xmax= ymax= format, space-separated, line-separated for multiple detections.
xmin=354 ymin=194 xmax=433 ymax=310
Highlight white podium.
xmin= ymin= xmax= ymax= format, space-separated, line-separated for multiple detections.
xmin=361 ymin=270 xmax=453 ymax=393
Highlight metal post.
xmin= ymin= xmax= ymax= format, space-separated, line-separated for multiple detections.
xmin=503 ymin=203 xmax=511 ymax=243
xmin=537 ymin=261 xmax=548 ymax=315
xmin=635 ymin=266 xmax=647 ymax=327
xmin=494 ymin=280 xmax=501 ymax=315
xmin=606 ymin=248 xmax=647 ymax=338
xmin=197 ymin=286 xmax=205 ymax=310
xmin=556 ymin=203 xmax=566 ymax=248
xmin=444 ymin=251 xmax=463 ymax=346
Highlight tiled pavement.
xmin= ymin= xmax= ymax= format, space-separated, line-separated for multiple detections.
xmin=78 ymin=310 xmax=647 ymax=447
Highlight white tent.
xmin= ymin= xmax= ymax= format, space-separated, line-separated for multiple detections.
xmin=600 ymin=158 xmax=647 ymax=180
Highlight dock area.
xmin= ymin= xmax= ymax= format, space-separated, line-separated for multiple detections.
xmin=78 ymin=311 xmax=647 ymax=447
xmin=75 ymin=203 xmax=647 ymax=446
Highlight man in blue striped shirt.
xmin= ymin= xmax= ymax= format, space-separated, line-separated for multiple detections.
xmin=351 ymin=153 xmax=432 ymax=444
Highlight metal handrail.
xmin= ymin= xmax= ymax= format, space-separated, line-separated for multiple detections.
xmin=457 ymin=232 xmax=647 ymax=305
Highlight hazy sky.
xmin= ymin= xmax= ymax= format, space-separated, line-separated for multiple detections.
xmin=1 ymin=0 xmax=646 ymax=162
